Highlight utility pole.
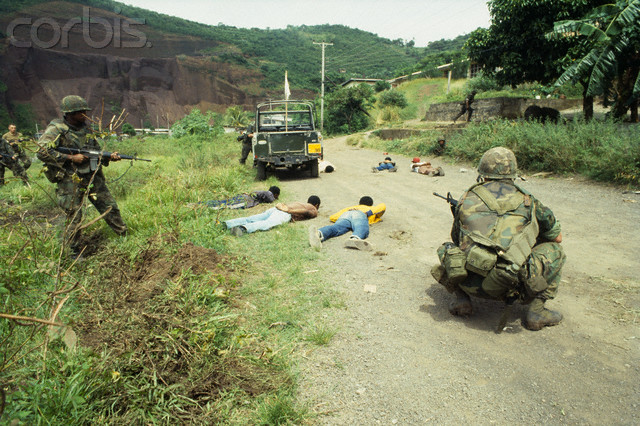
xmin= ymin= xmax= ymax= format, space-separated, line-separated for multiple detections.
xmin=313 ymin=41 xmax=332 ymax=132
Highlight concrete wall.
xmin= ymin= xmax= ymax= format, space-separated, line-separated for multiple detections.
xmin=374 ymin=129 xmax=424 ymax=140
xmin=424 ymin=97 xmax=583 ymax=122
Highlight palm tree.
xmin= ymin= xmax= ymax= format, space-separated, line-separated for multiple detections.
xmin=224 ymin=106 xmax=251 ymax=128
xmin=548 ymin=0 xmax=640 ymax=121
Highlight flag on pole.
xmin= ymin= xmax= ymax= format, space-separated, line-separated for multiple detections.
xmin=284 ymin=70 xmax=291 ymax=100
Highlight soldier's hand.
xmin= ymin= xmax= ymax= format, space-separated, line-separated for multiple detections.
xmin=69 ymin=153 xmax=87 ymax=164
xmin=110 ymin=151 xmax=122 ymax=161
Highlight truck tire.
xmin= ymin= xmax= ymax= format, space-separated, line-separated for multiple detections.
xmin=256 ymin=161 xmax=267 ymax=180
xmin=310 ymin=159 xmax=319 ymax=178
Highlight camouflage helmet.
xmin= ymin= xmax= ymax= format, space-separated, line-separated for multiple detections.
xmin=60 ymin=95 xmax=91 ymax=113
xmin=477 ymin=146 xmax=518 ymax=179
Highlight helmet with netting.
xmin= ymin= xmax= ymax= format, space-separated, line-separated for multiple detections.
xmin=60 ymin=96 xmax=91 ymax=113
xmin=477 ymin=146 xmax=518 ymax=179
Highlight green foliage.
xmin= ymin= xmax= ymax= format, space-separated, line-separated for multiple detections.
xmin=374 ymin=80 xmax=391 ymax=92
xmin=466 ymin=72 xmax=504 ymax=93
xmin=304 ymin=324 xmax=337 ymax=346
xmin=66 ymin=0 xmax=421 ymax=92
xmin=1 ymin=131 xmax=342 ymax=423
xmin=378 ymin=90 xmax=408 ymax=108
xmin=465 ymin=0 xmax=603 ymax=87
xmin=548 ymin=0 xmax=640 ymax=118
xmin=1 ymin=102 xmax=38 ymax=135
xmin=325 ymin=84 xmax=375 ymax=134
xmin=361 ymin=119 xmax=640 ymax=187
xmin=121 ymin=123 xmax=136 ymax=136
xmin=223 ymin=105 xmax=251 ymax=128
xmin=170 ymin=108 xmax=224 ymax=138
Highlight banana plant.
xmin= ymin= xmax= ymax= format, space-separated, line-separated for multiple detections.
xmin=547 ymin=0 xmax=640 ymax=120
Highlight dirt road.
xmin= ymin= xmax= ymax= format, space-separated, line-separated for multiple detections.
xmin=282 ymin=135 xmax=640 ymax=424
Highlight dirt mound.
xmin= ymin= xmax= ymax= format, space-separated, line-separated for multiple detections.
xmin=72 ymin=238 xmax=282 ymax=412
xmin=77 ymin=239 xmax=231 ymax=351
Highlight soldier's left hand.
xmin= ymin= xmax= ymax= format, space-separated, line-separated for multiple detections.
xmin=111 ymin=151 xmax=122 ymax=161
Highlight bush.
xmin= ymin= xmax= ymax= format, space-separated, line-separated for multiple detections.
xmin=466 ymin=72 xmax=503 ymax=93
xmin=378 ymin=90 xmax=408 ymax=108
xmin=171 ymin=108 xmax=224 ymax=138
xmin=374 ymin=80 xmax=391 ymax=92
xmin=121 ymin=123 xmax=136 ymax=136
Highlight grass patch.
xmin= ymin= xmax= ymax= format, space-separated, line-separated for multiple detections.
xmin=0 ymin=132 xmax=341 ymax=423
xmin=304 ymin=325 xmax=338 ymax=346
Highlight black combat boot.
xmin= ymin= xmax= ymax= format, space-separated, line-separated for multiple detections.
xmin=448 ymin=290 xmax=473 ymax=316
xmin=524 ymin=298 xmax=562 ymax=331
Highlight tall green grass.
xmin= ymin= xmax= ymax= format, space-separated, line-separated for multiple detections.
xmin=1 ymin=132 xmax=338 ymax=423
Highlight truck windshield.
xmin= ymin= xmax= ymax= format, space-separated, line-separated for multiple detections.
xmin=258 ymin=110 xmax=313 ymax=131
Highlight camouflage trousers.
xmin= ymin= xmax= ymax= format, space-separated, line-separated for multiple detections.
xmin=240 ymin=142 xmax=252 ymax=163
xmin=0 ymin=158 xmax=29 ymax=185
xmin=56 ymin=169 xmax=127 ymax=250
xmin=10 ymin=145 xmax=32 ymax=171
xmin=433 ymin=242 xmax=566 ymax=302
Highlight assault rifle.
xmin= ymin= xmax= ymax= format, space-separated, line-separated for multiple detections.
xmin=0 ymin=152 xmax=17 ymax=161
xmin=433 ymin=192 xmax=458 ymax=215
xmin=54 ymin=146 xmax=151 ymax=163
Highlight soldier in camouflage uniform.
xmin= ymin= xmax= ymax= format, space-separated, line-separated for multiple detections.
xmin=37 ymin=96 xmax=127 ymax=254
xmin=431 ymin=147 xmax=565 ymax=331
xmin=3 ymin=124 xmax=32 ymax=172
xmin=237 ymin=124 xmax=254 ymax=164
xmin=0 ymin=137 xmax=30 ymax=186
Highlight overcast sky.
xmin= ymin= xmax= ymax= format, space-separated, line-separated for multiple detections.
xmin=121 ymin=0 xmax=491 ymax=47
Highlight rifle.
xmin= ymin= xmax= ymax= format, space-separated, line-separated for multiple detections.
xmin=433 ymin=191 xmax=458 ymax=215
xmin=54 ymin=146 xmax=151 ymax=163
xmin=0 ymin=152 xmax=17 ymax=161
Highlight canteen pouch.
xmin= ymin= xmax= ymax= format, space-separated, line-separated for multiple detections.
xmin=443 ymin=246 xmax=468 ymax=285
xmin=465 ymin=244 xmax=497 ymax=277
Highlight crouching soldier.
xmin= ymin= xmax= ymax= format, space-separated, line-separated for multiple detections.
xmin=431 ymin=147 xmax=566 ymax=331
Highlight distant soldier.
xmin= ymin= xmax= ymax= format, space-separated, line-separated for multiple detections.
xmin=37 ymin=95 xmax=127 ymax=256
xmin=237 ymin=124 xmax=254 ymax=164
xmin=3 ymin=124 xmax=32 ymax=171
xmin=0 ymin=137 xmax=30 ymax=186
xmin=431 ymin=147 xmax=565 ymax=331
xmin=434 ymin=137 xmax=446 ymax=156
xmin=453 ymin=90 xmax=477 ymax=123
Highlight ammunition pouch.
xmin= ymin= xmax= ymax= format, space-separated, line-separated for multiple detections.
xmin=89 ymin=156 xmax=99 ymax=172
xmin=465 ymin=244 xmax=497 ymax=277
xmin=430 ymin=264 xmax=458 ymax=293
xmin=442 ymin=245 xmax=468 ymax=285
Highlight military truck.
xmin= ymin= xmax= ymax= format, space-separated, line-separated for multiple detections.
xmin=252 ymin=100 xmax=323 ymax=180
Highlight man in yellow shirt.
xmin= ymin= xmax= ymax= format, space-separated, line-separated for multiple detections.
xmin=309 ymin=196 xmax=385 ymax=251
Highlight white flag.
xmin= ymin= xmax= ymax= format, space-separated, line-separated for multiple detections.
xmin=284 ymin=70 xmax=291 ymax=100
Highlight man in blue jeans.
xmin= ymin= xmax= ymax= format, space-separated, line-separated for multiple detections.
xmin=308 ymin=196 xmax=386 ymax=251
xmin=226 ymin=195 xmax=320 ymax=236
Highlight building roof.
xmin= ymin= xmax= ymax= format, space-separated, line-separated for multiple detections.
xmin=340 ymin=78 xmax=383 ymax=87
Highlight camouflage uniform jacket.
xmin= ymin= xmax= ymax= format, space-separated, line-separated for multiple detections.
xmin=451 ymin=180 xmax=561 ymax=256
xmin=0 ymin=138 xmax=17 ymax=160
xmin=37 ymin=118 xmax=109 ymax=178
xmin=2 ymin=131 xmax=25 ymax=152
